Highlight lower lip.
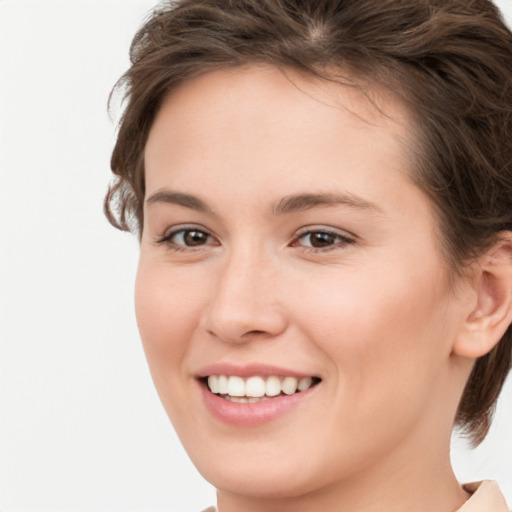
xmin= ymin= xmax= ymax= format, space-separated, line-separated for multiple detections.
xmin=199 ymin=382 xmax=318 ymax=426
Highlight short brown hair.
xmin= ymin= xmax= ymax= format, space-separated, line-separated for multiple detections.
xmin=105 ymin=0 xmax=512 ymax=445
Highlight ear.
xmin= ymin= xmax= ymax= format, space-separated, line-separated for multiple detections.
xmin=453 ymin=233 xmax=512 ymax=359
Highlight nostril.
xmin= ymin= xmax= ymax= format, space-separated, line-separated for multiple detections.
xmin=202 ymin=297 xmax=288 ymax=343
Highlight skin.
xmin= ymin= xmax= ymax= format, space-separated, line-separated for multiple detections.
xmin=136 ymin=65 xmax=511 ymax=512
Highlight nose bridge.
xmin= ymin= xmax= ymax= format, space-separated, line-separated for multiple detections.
xmin=202 ymin=242 xmax=286 ymax=342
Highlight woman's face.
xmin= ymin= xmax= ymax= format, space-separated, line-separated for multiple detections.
xmin=137 ymin=66 xmax=470 ymax=497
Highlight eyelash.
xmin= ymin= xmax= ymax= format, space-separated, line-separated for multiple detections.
xmin=291 ymin=228 xmax=356 ymax=252
xmin=156 ymin=226 xmax=217 ymax=252
xmin=156 ymin=226 xmax=356 ymax=253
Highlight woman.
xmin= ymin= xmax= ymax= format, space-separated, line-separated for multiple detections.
xmin=105 ymin=0 xmax=512 ymax=510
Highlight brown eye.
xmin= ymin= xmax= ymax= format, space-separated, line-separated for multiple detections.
xmin=183 ymin=230 xmax=209 ymax=246
xmin=296 ymin=229 xmax=355 ymax=250
xmin=307 ymin=232 xmax=338 ymax=248
xmin=166 ymin=228 xmax=214 ymax=247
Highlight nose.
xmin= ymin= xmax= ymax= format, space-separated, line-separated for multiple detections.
xmin=200 ymin=250 xmax=288 ymax=344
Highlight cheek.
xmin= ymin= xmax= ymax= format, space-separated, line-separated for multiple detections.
xmin=280 ymin=259 xmax=457 ymax=474
xmin=134 ymin=258 xmax=204 ymax=388
xmin=291 ymin=257 xmax=454 ymax=411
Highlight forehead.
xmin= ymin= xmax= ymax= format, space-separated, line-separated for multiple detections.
xmin=144 ymin=64 xmax=415 ymax=204
xmin=147 ymin=64 xmax=411 ymax=158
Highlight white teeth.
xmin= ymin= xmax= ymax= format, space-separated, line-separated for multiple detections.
xmin=281 ymin=376 xmax=298 ymax=395
xmin=207 ymin=374 xmax=317 ymax=399
xmin=246 ymin=376 xmax=266 ymax=397
xmin=229 ymin=396 xmax=249 ymax=403
xmin=265 ymin=376 xmax=281 ymax=397
xmin=298 ymin=376 xmax=313 ymax=392
xmin=227 ymin=396 xmax=271 ymax=403
xmin=218 ymin=375 xmax=229 ymax=394
xmin=207 ymin=375 xmax=219 ymax=394
xmin=227 ymin=376 xmax=245 ymax=397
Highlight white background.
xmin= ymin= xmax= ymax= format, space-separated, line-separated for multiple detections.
xmin=0 ymin=1 xmax=511 ymax=511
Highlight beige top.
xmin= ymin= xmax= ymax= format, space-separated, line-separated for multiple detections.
xmin=201 ymin=481 xmax=509 ymax=512
xmin=459 ymin=481 xmax=509 ymax=511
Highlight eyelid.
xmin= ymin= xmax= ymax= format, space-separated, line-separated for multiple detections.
xmin=291 ymin=225 xmax=357 ymax=250
xmin=294 ymin=225 xmax=356 ymax=239
xmin=153 ymin=223 xmax=356 ymax=252
xmin=297 ymin=222 xmax=354 ymax=233
xmin=155 ymin=224 xmax=219 ymax=248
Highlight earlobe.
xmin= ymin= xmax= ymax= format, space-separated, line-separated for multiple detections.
xmin=453 ymin=233 xmax=512 ymax=359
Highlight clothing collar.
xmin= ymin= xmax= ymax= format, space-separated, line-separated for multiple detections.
xmin=457 ymin=481 xmax=509 ymax=511
xmin=202 ymin=481 xmax=509 ymax=512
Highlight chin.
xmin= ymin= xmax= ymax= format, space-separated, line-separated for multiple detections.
xmin=198 ymin=461 xmax=323 ymax=499
xmin=183 ymin=433 xmax=353 ymax=501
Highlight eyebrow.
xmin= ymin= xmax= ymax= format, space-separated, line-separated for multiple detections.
xmin=145 ymin=190 xmax=214 ymax=214
xmin=271 ymin=192 xmax=382 ymax=215
xmin=145 ymin=189 xmax=382 ymax=216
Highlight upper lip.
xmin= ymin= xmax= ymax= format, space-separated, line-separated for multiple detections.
xmin=196 ymin=363 xmax=319 ymax=379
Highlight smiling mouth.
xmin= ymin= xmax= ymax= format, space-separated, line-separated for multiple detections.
xmin=204 ymin=375 xmax=321 ymax=403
